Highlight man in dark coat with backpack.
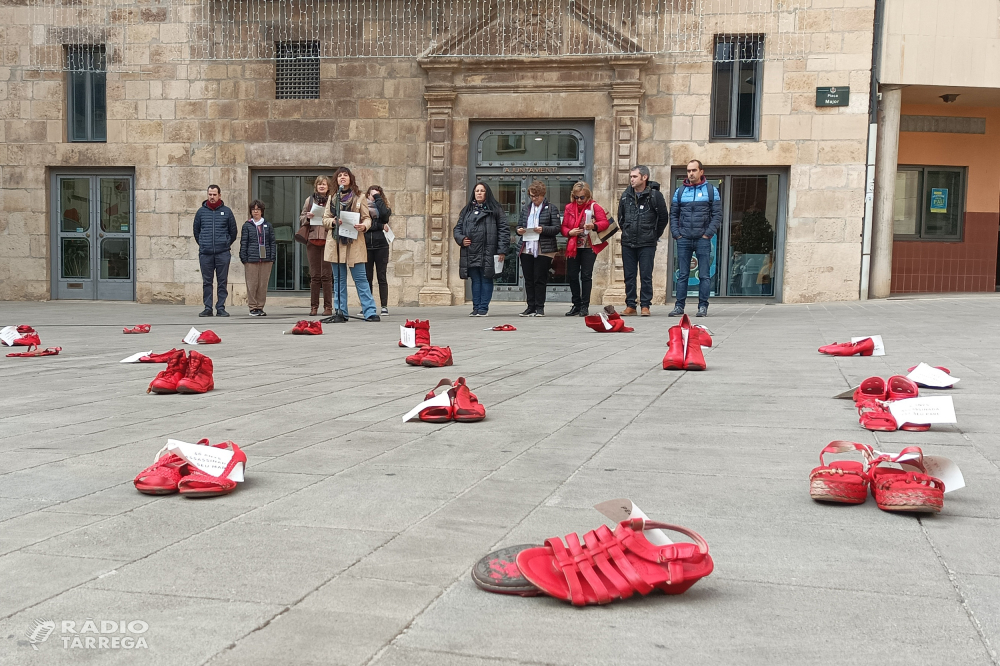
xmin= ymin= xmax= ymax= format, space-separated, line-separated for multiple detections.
xmin=669 ymin=160 xmax=722 ymax=318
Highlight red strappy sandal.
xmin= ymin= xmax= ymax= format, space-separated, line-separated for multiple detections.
xmin=857 ymin=399 xmax=897 ymax=431
xmin=452 ymin=377 xmax=485 ymax=422
xmin=418 ymin=378 xmax=455 ymax=423
xmin=6 ymin=345 xmax=62 ymax=357
xmin=516 ymin=518 xmax=713 ymax=606
xmin=491 ymin=324 xmax=517 ymax=331
xmin=853 ymin=377 xmax=887 ymax=404
xmin=123 ymin=324 xmax=151 ymax=334
xmin=818 ymin=338 xmax=874 ymax=356
xmin=177 ymin=441 xmax=246 ymax=498
xmin=809 ymin=441 xmax=874 ymax=504
xmin=868 ymin=447 xmax=944 ymax=513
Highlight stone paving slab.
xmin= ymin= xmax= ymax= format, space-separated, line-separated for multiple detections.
xmin=0 ymin=297 xmax=998 ymax=665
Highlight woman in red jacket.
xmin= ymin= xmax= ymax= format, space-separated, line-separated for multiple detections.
xmin=562 ymin=181 xmax=610 ymax=317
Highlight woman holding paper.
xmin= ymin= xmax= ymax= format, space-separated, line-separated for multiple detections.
xmin=562 ymin=181 xmax=611 ymax=317
xmin=454 ymin=182 xmax=509 ymax=317
xmin=299 ymin=176 xmax=334 ymax=316
xmin=515 ymin=180 xmax=561 ymax=317
xmin=363 ymin=185 xmax=393 ymax=316
xmin=323 ymin=167 xmax=379 ymax=322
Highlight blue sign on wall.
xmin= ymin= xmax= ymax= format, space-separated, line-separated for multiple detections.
xmin=930 ymin=188 xmax=948 ymax=214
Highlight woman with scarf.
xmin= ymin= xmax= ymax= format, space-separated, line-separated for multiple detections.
xmin=515 ymin=180 xmax=561 ymax=317
xmin=453 ymin=182 xmax=509 ymax=317
xmin=322 ymin=167 xmax=379 ymax=322
xmin=239 ymin=199 xmax=277 ymax=317
xmin=299 ymin=176 xmax=334 ymax=316
xmin=561 ymin=181 xmax=610 ymax=317
xmin=363 ymin=185 xmax=393 ymax=316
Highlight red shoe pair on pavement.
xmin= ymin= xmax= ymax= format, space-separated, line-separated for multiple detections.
xmin=1 ymin=325 xmax=41 ymax=347
xmin=663 ymin=314 xmax=713 ymax=371
xmin=583 ymin=307 xmax=634 ymax=333
xmin=146 ymin=350 xmax=215 ymax=394
xmin=291 ymin=320 xmax=323 ymax=335
xmin=405 ymin=345 xmax=453 ymax=367
xmin=123 ymin=324 xmax=151 ymax=334
xmin=399 ymin=319 xmax=431 ymax=347
xmin=809 ymin=442 xmax=944 ymax=513
xmin=818 ymin=337 xmax=874 ymax=356
xmin=417 ymin=377 xmax=485 ymax=422
xmin=854 ymin=375 xmax=928 ymax=431
xmin=133 ymin=439 xmax=245 ymax=497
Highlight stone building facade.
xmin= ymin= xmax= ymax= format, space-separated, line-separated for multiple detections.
xmin=0 ymin=1 xmax=877 ymax=306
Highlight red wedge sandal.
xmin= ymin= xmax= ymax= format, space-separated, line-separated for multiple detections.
xmin=868 ymin=447 xmax=944 ymax=513
xmin=809 ymin=441 xmax=874 ymax=504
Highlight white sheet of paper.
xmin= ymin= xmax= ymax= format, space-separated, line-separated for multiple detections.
xmin=494 ymin=255 xmax=504 ymax=274
xmin=887 ymin=396 xmax=957 ymax=424
xmin=521 ymin=227 xmax=540 ymax=242
xmin=383 ymin=226 xmax=395 ymax=244
xmin=598 ymin=312 xmax=612 ymax=330
xmin=873 ymin=449 xmax=965 ymax=493
xmin=165 ymin=439 xmax=243 ymax=481
xmin=0 ymin=326 xmax=19 ymax=346
xmin=399 ymin=326 xmax=416 ymax=348
xmin=309 ymin=203 xmax=325 ymax=225
xmin=120 ymin=350 xmax=153 ymax=363
xmin=182 ymin=327 xmax=201 ymax=345
xmin=851 ymin=335 xmax=885 ymax=356
xmin=402 ymin=391 xmax=452 ymax=422
xmin=338 ymin=211 xmax=360 ymax=239
xmin=593 ymin=499 xmax=673 ymax=545
xmin=907 ymin=362 xmax=959 ymax=388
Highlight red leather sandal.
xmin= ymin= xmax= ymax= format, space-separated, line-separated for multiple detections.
xmin=809 ymin=441 xmax=874 ymax=504
xmin=177 ymin=441 xmax=246 ymax=498
xmin=134 ymin=447 xmax=189 ymax=495
xmin=421 ymin=346 xmax=454 ymax=368
xmin=6 ymin=345 xmax=61 ymax=357
xmin=452 ymin=377 xmax=485 ymax=422
xmin=123 ymin=324 xmax=151 ymax=334
xmin=516 ymin=518 xmax=713 ymax=606
xmin=818 ymin=338 xmax=874 ymax=356
xmin=868 ymin=447 xmax=944 ymax=513
xmin=853 ymin=377 xmax=887 ymax=404
xmin=857 ymin=399 xmax=897 ymax=432
xmin=406 ymin=346 xmax=432 ymax=366
xmin=887 ymin=375 xmax=919 ymax=400
xmin=418 ymin=378 xmax=455 ymax=423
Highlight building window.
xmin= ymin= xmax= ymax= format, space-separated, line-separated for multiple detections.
xmin=66 ymin=45 xmax=107 ymax=142
xmin=275 ymin=41 xmax=320 ymax=99
xmin=893 ymin=166 xmax=965 ymax=240
xmin=711 ymin=35 xmax=764 ymax=140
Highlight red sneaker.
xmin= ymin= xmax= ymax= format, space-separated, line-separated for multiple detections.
xmin=176 ymin=351 xmax=215 ymax=394
xmin=406 ymin=345 xmax=433 ymax=366
xmin=291 ymin=320 xmax=322 ymax=335
xmin=399 ymin=319 xmax=431 ymax=347
xmin=818 ymin=338 xmax=874 ymax=356
xmin=421 ymin=346 xmax=454 ymax=368
xmin=140 ymin=348 xmax=181 ymax=363
xmin=147 ymin=350 xmax=188 ymax=394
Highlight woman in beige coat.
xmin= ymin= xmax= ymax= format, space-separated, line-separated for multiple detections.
xmin=322 ymin=167 xmax=378 ymax=322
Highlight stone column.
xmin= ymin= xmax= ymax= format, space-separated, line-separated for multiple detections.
xmin=869 ymin=85 xmax=902 ymax=299
xmin=419 ymin=80 xmax=457 ymax=306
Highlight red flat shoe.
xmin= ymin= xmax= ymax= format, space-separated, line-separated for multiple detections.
xmin=516 ymin=518 xmax=713 ymax=606
xmin=133 ymin=438 xmax=217 ymax=495
xmin=6 ymin=345 xmax=61 ymax=357
xmin=857 ymin=399 xmax=897 ymax=432
xmin=177 ymin=441 xmax=246 ymax=498
xmin=452 ymin=377 xmax=485 ymax=422
xmin=818 ymin=338 xmax=874 ymax=356
xmin=868 ymin=447 xmax=944 ymax=513
xmin=197 ymin=330 xmax=221 ymax=344
xmin=140 ymin=348 xmax=181 ymax=363
xmin=406 ymin=345 xmax=433 ymax=366
xmin=421 ymin=346 xmax=454 ymax=368
xmin=809 ymin=441 xmax=874 ymax=504
xmin=887 ymin=375 xmax=919 ymax=401
xmin=853 ymin=376 xmax=887 ymax=404
xmin=123 ymin=324 xmax=151 ymax=334
xmin=147 ymin=350 xmax=188 ymax=394
xmin=418 ymin=378 xmax=455 ymax=423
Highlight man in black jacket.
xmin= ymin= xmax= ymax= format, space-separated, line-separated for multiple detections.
xmin=668 ymin=160 xmax=722 ymax=318
xmin=618 ymin=165 xmax=670 ymax=316
xmin=193 ymin=185 xmax=238 ymax=317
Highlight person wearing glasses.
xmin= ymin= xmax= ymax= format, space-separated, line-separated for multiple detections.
xmin=515 ymin=180 xmax=561 ymax=317
xmin=669 ymin=159 xmax=722 ymax=318
xmin=618 ymin=165 xmax=669 ymax=317
xmin=561 ymin=181 xmax=610 ymax=317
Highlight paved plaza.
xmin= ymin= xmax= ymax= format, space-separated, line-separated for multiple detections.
xmin=1 ymin=296 xmax=999 ymax=665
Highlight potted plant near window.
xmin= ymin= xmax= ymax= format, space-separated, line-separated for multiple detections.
xmin=730 ymin=209 xmax=774 ymax=295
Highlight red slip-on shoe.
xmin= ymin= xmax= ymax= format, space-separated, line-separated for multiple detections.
xmin=868 ymin=447 xmax=944 ymax=513
xmin=809 ymin=441 xmax=874 ymax=504
xmin=471 ymin=544 xmax=544 ymax=596
xmin=177 ymin=441 xmax=246 ymax=498
xmin=663 ymin=323 xmax=685 ymax=370
xmin=452 ymin=377 xmax=485 ymax=422
xmin=140 ymin=348 xmax=181 ymax=363
xmin=6 ymin=346 xmax=61 ymax=357
xmin=419 ymin=378 xmax=455 ymax=423
xmin=123 ymin=324 xmax=151 ymax=334
xmin=516 ymin=518 xmax=713 ymax=606
xmin=197 ymin=330 xmax=221 ymax=344
xmin=857 ymin=399 xmax=897 ymax=432
xmin=818 ymin=338 xmax=875 ymax=356
xmin=853 ymin=377 xmax=888 ymax=404
xmin=147 ymin=350 xmax=188 ymax=394
xmin=405 ymin=345 xmax=433 ymax=366
xmin=421 ymin=346 xmax=454 ymax=368
xmin=176 ymin=351 xmax=214 ymax=394
xmin=887 ymin=375 xmax=919 ymax=401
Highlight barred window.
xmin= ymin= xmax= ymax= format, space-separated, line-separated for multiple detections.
xmin=66 ymin=45 xmax=107 ymax=142
xmin=275 ymin=41 xmax=320 ymax=100
xmin=711 ymin=35 xmax=764 ymax=141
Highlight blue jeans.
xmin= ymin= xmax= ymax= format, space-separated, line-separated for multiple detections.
xmin=199 ymin=251 xmax=231 ymax=311
xmin=468 ymin=267 xmax=494 ymax=313
xmin=621 ymin=245 xmax=656 ymax=309
xmin=332 ymin=262 xmax=377 ymax=318
xmin=674 ymin=237 xmax=712 ymax=309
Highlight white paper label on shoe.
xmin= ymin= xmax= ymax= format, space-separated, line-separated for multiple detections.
xmin=399 ymin=326 xmax=416 ymax=348
xmin=850 ymin=335 xmax=885 ymax=356
xmin=907 ymin=363 xmax=959 ymax=388
xmin=0 ymin=326 xmax=19 ymax=346
xmin=598 ymin=312 xmax=613 ymax=330
xmin=887 ymin=396 xmax=957 ymax=425
xmin=165 ymin=439 xmax=234 ymax=478
xmin=120 ymin=350 xmax=153 ymax=363
xmin=402 ymin=391 xmax=453 ymax=423
xmin=593 ymin=499 xmax=673 ymax=545
xmin=383 ymin=226 xmax=395 ymax=244
xmin=182 ymin=327 xmax=201 ymax=345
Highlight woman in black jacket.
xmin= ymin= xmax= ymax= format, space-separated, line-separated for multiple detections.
xmin=239 ymin=199 xmax=277 ymax=317
xmin=363 ymin=185 xmax=393 ymax=315
xmin=515 ymin=180 xmax=561 ymax=317
xmin=454 ymin=182 xmax=509 ymax=317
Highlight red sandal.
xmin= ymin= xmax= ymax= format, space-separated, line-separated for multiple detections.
xmin=6 ymin=345 xmax=61 ymax=357
xmin=418 ymin=378 xmax=455 ymax=423
xmin=452 ymin=377 xmax=485 ymax=422
xmin=868 ymin=447 xmax=944 ymax=513
xmin=123 ymin=324 xmax=151 ymax=334
xmin=491 ymin=324 xmax=517 ymax=331
xmin=857 ymin=399 xmax=897 ymax=431
xmin=516 ymin=518 xmax=713 ymax=606
xmin=132 ymin=438 xmax=218 ymax=495
xmin=177 ymin=441 xmax=246 ymax=498
xmin=853 ymin=376 xmax=887 ymax=404
xmin=818 ymin=338 xmax=874 ymax=356
xmin=809 ymin=441 xmax=874 ymax=504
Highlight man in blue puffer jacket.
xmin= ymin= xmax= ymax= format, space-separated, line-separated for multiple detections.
xmin=669 ymin=160 xmax=722 ymax=318
xmin=192 ymin=185 xmax=238 ymax=317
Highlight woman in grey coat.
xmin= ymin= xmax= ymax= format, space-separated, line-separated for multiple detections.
xmin=453 ymin=182 xmax=509 ymax=316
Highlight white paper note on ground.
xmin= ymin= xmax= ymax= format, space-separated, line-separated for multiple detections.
xmin=383 ymin=226 xmax=395 ymax=244
xmin=182 ymin=327 xmax=201 ymax=345
xmin=399 ymin=326 xmax=416 ymax=348
xmin=338 ymin=211 xmax=360 ymax=239
xmin=593 ymin=499 xmax=673 ymax=545
xmin=851 ymin=335 xmax=885 ymax=356
xmin=887 ymin=396 xmax=957 ymax=425
xmin=0 ymin=326 xmax=19 ymax=346
xmin=402 ymin=391 xmax=452 ymax=422
xmin=309 ymin=203 xmax=325 ymax=225
xmin=120 ymin=351 xmax=153 ymax=363
xmin=907 ymin=362 xmax=959 ymax=388
xmin=165 ymin=439 xmax=243 ymax=481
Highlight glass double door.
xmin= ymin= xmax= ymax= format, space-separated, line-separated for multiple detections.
xmin=254 ymin=174 xmax=323 ymax=291
xmin=52 ymin=174 xmax=134 ymax=300
xmin=475 ymin=174 xmax=580 ymax=301
xmin=669 ymin=173 xmax=783 ymax=299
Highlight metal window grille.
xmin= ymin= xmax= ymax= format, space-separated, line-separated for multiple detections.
xmin=275 ymin=41 xmax=320 ymax=99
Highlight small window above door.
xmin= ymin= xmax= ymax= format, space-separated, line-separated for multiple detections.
xmin=477 ymin=129 xmax=585 ymax=168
